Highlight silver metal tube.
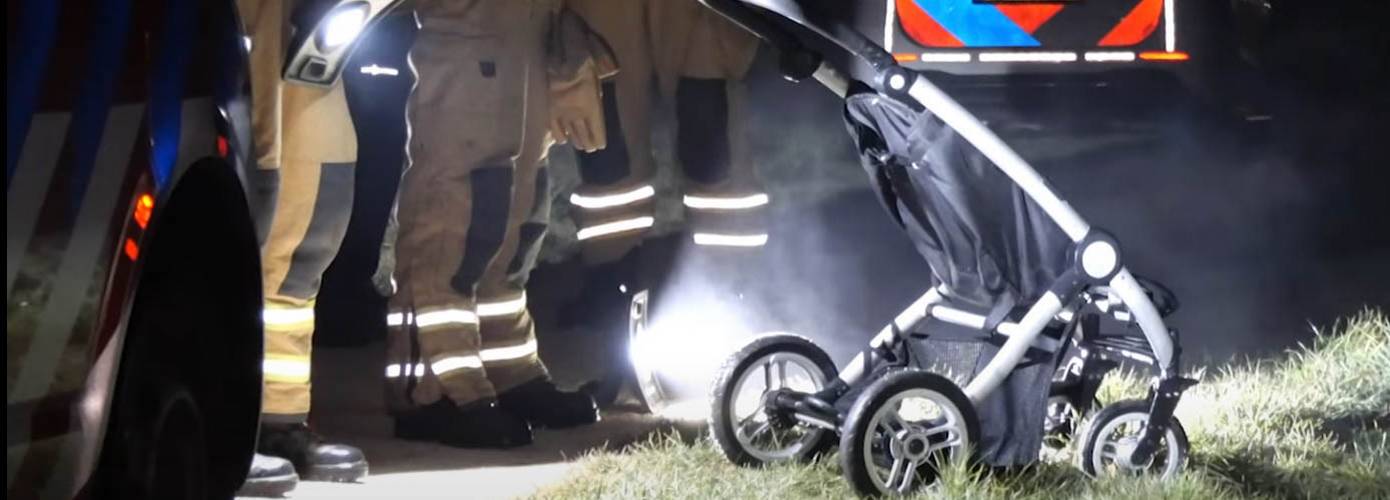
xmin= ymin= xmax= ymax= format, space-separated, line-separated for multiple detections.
xmin=838 ymin=288 xmax=943 ymax=384
xmin=905 ymin=78 xmax=1091 ymax=241
xmin=813 ymin=62 xmax=851 ymax=98
xmin=794 ymin=413 xmax=839 ymax=430
xmin=1108 ymin=269 xmax=1176 ymax=376
xmin=963 ymin=292 xmax=1064 ymax=402
xmin=930 ymin=306 xmax=1061 ymax=352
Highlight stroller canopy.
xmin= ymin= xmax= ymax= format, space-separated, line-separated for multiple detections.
xmin=844 ymin=89 xmax=1072 ymax=313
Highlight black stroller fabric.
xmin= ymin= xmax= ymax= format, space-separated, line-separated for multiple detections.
xmin=843 ymin=89 xmax=1072 ymax=466
xmin=842 ymin=90 xmax=1071 ymax=311
xmin=907 ymin=325 xmax=1056 ymax=467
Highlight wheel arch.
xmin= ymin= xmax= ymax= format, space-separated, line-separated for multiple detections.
xmin=98 ymin=155 xmax=263 ymax=496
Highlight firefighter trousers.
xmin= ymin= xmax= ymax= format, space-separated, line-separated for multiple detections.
xmin=568 ymin=0 xmax=767 ymax=262
xmin=382 ymin=0 xmax=555 ymax=413
xmin=241 ymin=0 xmax=359 ymax=423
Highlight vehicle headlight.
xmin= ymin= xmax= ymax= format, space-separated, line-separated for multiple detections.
xmin=318 ymin=2 xmax=369 ymax=51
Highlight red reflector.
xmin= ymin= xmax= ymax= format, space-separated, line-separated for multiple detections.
xmin=124 ymin=238 xmax=140 ymax=261
xmin=134 ymin=193 xmax=154 ymax=229
xmin=1139 ymin=51 xmax=1190 ymax=62
xmin=893 ymin=53 xmax=919 ymax=62
xmin=217 ymin=135 xmax=229 ymax=157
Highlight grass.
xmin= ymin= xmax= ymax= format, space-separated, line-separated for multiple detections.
xmin=533 ymin=310 xmax=1390 ymax=500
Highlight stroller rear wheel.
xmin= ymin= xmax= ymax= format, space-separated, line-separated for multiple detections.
xmin=1075 ymin=399 xmax=1189 ymax=479
xmin=709 ymin=334 xmax=838 ymax=466
xmin=840 ymin=371 xmax=978 ymax=497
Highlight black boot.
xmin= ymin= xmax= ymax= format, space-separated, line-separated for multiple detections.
xmin=499 ymin=378 xmax=600 ymax=429
xmin=236 ymin=453 xmax=298 ymax=497
xmin=258 ymin=423 xmax=368 ymax=483
xmin=394 ymin=399 xmax=533 ymax=448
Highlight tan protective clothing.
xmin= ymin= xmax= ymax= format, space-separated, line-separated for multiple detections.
xmin=241 ymin=0 xmax=359 ymax=421
xmin=383 ymin=0 xmax=571 ymax=412
xmin=548 ymin=7 xmax=618 ymax=152
xmin=568 ymin=0 xmax=766 ymax=263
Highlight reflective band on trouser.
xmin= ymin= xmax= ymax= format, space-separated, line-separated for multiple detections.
xmin=693 ymin=232 xmax=768 ymax=247
xmin=414 ymin=308 xmax=479 ymax=328
xmin=263 ymin=355 xmax=312 ymax=384
xmin=262 ymin=298 xmax=314 ymax=418
xmin=569 ymin=184 xmax=654 ymax=209
xmin=475 ymin=284 xmax=544 ymax=394
xmin=384 ymin=362 xmax=427 ymax=379
xmin=394 ymin=301 xmax=495 ymax=409
xmin=431 ymin=354 xmax=484 ymax=375
xmin=477 ymin=292 xmax=527 ymax=318
xmin=383 ymin=301 xmax=418 ymax=412
xmin=685 ymin=191 xmax=769 ymax=248
xmin=682 ymin=193 xmax=768 ymax=210
xmin=576 ymin=215 xmax=654 ymax=241
xmin=481 ymin=339 xmax=538 ymax=364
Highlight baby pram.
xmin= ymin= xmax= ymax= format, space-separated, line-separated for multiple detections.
xmin=700 ymin=0 xmax=1195 ymax=496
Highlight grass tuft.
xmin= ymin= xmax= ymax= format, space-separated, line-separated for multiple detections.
xmin=534 ymin=310 xmax=1390 ymax=500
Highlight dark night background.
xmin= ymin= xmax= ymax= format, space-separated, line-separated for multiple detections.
xmin=314 ymin=1 xmax=1389 ymax=370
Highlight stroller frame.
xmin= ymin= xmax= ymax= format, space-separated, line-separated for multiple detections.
xmin=701 ymin=0 xmax=1196 ymax=492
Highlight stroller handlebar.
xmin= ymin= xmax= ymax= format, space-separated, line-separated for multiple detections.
xmin=701 ymin=0 xmax=898 ymax=88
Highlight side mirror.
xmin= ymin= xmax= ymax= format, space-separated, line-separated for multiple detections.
xmin=283 ymin=0 xmax=402 ymax=86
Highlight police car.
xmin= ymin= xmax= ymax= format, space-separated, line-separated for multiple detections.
xmin=7 ymin=1 xmax=262 ymax=498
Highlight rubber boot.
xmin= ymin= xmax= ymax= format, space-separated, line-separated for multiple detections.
xmin=393 ymin=399 xmax=534 ymax=449
xmin=236 ymin=453 xmax=299 ymax=497
xmin=498 ymin=377 xmax=600 ymax=429
xmin=258 ymin=423 xmax=368 ymax=483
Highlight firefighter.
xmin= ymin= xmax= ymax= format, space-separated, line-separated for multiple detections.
xmin=376 ymin=1 xmax=614 ymax=448
xmin=566 ymin=0 xmax=767 ymax=267
xmin=238 ymin=0 xmax=368 ymax=492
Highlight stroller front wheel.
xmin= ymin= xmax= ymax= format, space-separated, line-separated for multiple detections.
xmin=840 ymin=370 xmax=978 ymax=497
xmin=1075 ymin=399 xmax=1189 ymax=479
xmin=709 ymin=334 xmax=838 ymax=466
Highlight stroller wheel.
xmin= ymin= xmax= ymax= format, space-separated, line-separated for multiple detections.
xmin=839 ymin=371 xmax=977 ymax=497
xmin=1075 ymin=399 xmax=1189 ymax=479
xmin=709 ymin=334 xmax=838 ymax=467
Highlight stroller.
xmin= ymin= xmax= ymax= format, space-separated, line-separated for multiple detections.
xmin=700 ymin=0 xmax=1195 ymax=496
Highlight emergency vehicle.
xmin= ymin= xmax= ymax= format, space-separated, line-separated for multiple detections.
xmin=863 ymin=0 xmax=1210 ymax=74
xmin=7 ymin=1 xmax=262 ymax=498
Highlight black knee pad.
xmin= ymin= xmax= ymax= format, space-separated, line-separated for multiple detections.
xmin=278 ymin=162 xmax=355 ymax=299
xmin=506 ymin=169 xmax=550 ymax=284
xmin=450 ymin=166 xmax=513 ymax=293
xmin=576 ymin=82 xmax=630 ymax=185
xmin=676 ymin=78 xmax=731 ymax=185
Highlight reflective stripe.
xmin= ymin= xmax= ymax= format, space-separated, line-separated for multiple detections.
xmin=1084 ymin=51 xmax=1135 ymax=62
xmin=415 ymin=308 xmax=479 ymax=328
xmin=481 ymin=339 xmax=538 ymax=363
xmin=360 ymin=64 xmax=399 ymax=76
xmin=682 ymin=193 xmax=769 ymax=210
xmin=576 ymin=216 xmax=654 ymax=241
xmin=385 ymin=362 xmax=426 ymax=378
xmin=386 ymin=311 xmax=413 ymax=327
xmin=431 ymin=355 xmax=483 ymax=376
xmin=919 ymin=52 xmax=972 ymax=63
xmin=263 ymin=357 xmax=311 ymax=383
xmin=977 ymin=51 xmax=1077 ymax=63
xmin=569 ymin=185 xmax=655 ymax=209
xmin=692 ymin=232 xmax=769 ymax=247
xmin=478 ymin=293 xmax=526 ymax=318
xmin=1164 ymin=0 xmax=1176 ymax=52
xmin=263 ymin=307 xmax=315 ymax=327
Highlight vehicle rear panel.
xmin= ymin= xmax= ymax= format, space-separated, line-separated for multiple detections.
xmin=864 ymin=0 xmax=1188 ymax=73
xmin=7 ymin=0 xmax=235 ymax=497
